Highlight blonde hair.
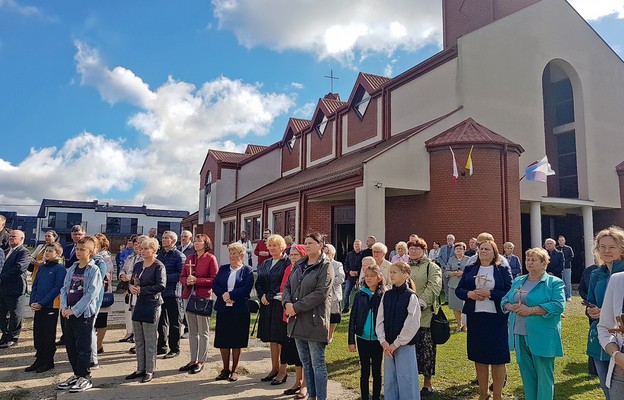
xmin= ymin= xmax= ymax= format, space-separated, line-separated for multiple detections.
xmin=228 ymin=242 xmax=246 ymax=256
xmin=267 ymin=234 xmax=287 ymax=251
xmin=142 ymin=237 xmax=160 ymax=252
xmin=525 ymin=247 xmax=550 ymax=265
xmin=594 ymin=226 xmax=624 ymax=265
xmin=390 ymin=261 xmax=416 ymax=291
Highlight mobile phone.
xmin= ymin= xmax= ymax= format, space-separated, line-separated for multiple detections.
xmin=582 ymin=300 xmax=596 ymax=308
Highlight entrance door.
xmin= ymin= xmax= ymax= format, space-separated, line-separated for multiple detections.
xmin=333 ymin=205 xmax=355 ymax=264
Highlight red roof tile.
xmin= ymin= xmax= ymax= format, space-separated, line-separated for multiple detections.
xmin=320 ymin=98 xmax=347 ymax=115
xmin=290 ymin=118 xmax=311 ymax=133
xmin=245 ymin=144 xmax=269 ymax=155
xmin=361 ymin=72 xmax=391 ymax=91
xmin=425 ymin=118 xmax=524 ymax=152
xmin=208 ymin=149 xmax=250 ymax=164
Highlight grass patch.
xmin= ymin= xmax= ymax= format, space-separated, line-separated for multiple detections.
xmin=325 ymin=297 xmax=603 ymax=399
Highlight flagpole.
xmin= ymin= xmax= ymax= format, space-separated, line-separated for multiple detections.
xmin=519 ymin=174 xmax=526 ymax=182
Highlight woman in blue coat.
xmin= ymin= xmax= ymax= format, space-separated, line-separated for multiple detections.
xmin=456 ymin=240 xmax=512 ymax=400
xmin=502 ymin=247 xmax=565 ymax=400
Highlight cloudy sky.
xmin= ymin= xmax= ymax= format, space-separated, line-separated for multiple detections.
xmin=1 ymin=0 xmax=623 ymax=215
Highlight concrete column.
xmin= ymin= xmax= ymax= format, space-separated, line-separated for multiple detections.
xmin=355 ymin=184 xmax=386 ymax=244
xmin=582 ymin=205 xmax=594 ymax=268
xmin=530 ymin=201 xmax=542 ymax=248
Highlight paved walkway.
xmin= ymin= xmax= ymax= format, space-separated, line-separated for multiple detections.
xmin=1 ymin=293 xmax=357 ymax=400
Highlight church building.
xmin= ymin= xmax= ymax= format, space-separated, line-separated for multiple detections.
xmin=197 ymin=0 xmax=624 ymax=281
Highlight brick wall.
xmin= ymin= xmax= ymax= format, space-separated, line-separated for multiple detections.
xmin=385 ymin=146 xmax=522 ymax=251
xmin=304 ymin=199 xmax=355 ymax=244
xmin=310 ymin=123 xmax=334 ymax=162
xmin=281 ymin=141 xmax=300 ymax=173
xmin=347 ymin=98 xmax=378 ymax=147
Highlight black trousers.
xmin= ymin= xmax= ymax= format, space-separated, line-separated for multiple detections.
xmin=65 ymin=314 xmax=94 ymax=378
xmin=33 ymin=308 xmax=59 ymax=366
xmin=0 ymin=293 xmax=27 ymax=342
xmin=157 ymin=297 xmax=180 ymax=353
xmin=357 ymin=337 xmax=383 ymax=400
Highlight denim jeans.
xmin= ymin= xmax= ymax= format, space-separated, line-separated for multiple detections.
xmin=383 ymin=344 xmax=420 ymax=400
xmin=65 ymin=315 xmax=95 ymax=378
xmin=610 ymin=364 xmax=624 ymax=399
xmin=343 ymin=279 xmax=357 ymax=311
xmin=594 ymin=358 xmax=611 ymax=400
xmin=295 ymin=339 xmax=328 ymax=400
xmin=562 ymin=268 xmax=572 ymax=300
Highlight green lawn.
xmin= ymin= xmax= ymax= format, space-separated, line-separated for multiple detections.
xmin=325 ymin=297 xmax=604 ymax=399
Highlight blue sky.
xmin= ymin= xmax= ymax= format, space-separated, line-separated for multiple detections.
xmin=0 ymin=0 xmax=623 ymax=215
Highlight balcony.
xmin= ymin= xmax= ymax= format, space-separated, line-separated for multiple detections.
xmin=41 ymin=219 xmax=88 ymax=233
xmin=100 ymin=224 xmax=144 ymax=237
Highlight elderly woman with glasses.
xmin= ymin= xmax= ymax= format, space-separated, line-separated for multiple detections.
xmin=407 ymin=238 xmax=442 ymax=397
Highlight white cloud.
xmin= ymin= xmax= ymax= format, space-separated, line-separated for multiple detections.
xmin=568 ymin=1 xmax=624 ymax=20
xmin=211 ymin=0 xmax=441 ymax=64
xmin=0 ymin=132 xmax=142 ymax=214
xmin=74 ymin=41 xmax=156 ymax=108
xmin=69 ymin=42 xmax=294 ymax=211
xmin=291 ymin=82 xmax=304 ymax=90
xmin=0 ymin=0 xmax=42 ymax=16
xmin=292 ymin=102 xmax=316 ymax=119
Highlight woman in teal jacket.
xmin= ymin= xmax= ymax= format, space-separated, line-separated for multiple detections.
xmin=502 ymin=247 xmax=565 ymax=400
xmin=586 ymin=226 xmax=624 ymax=399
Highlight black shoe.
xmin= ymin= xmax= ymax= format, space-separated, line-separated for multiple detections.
xmin=215 ymin=369 xmax=230 ymax=381
xmin=125 ymin=371 xmax=146 ymax=380
xmin=261 ymin=371 xmax=279 ymax=382
xmin=190 ymin=364 xmax=204 ymax=374
xmin=25 ymin=363 xmax=40 ymax=372
xmin=271 ymin=375 xmax=288 ymax=385
xmin=97 ymin=347 xmax=104 ymax=354
xmin=129 ymin=346 xmax=136 ymax=354
xmin=163 ymin=351 xmax=179 ymax=359
xmin=489 ymin=374 xmax=507 ymax=391
xmin=179 ymin=363 xmax=195 ymax=372
xmin=36 ymin=364 xmax=55 ymax=373
xmin=0 ymin=341 xmax=16 ymax=348
xmin=118 ymin=334 xmax=134 ymax=343
xmin=471 ymin=377 xmax=479 ymax=385
xmin=157 ymin=348 xmax=167 ymax=355
xmin=141 ymin=372 xmax=153 ymax=383
xmin=421 ymin=387 xmax=434 ymax=397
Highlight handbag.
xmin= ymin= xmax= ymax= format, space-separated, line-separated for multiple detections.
xmin=248 ymin=299 xmax=261 ymax=336
xmin=186 ymin=294 xmax=213 ymax=317
xmin=430 ymin=306 xmax=451 ymax=345
xmin=116 ymin=280 xmax=129 ymax=293
xmin=101 ymin=292 xmax=115 ymax=308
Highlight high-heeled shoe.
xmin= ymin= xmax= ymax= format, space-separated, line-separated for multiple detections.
xmin=119 ymin=334 xmax=134 ymax=343
xmin=271 ymin=375 xmax=288 ymax=385
xmin=260 ymin=371 xmax=279 ymax=382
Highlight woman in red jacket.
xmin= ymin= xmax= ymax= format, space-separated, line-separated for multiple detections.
xmin=179 ymin=234 xmax=219 ymax=375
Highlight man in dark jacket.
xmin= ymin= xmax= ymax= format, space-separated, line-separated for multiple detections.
xmin=157 ymin=231 xmax=186 ymax=358
xmin=342 ymin=239 xmax=363 ymax=313
xmin=544 ymin=238 xmax=564 ymax=279
xmin=0 ymin=230 xmax=32 ymax=347
xmin=557 ymin=235 xmax=575 ymax=301
xmin=0 ymin=215 xmax=10 ymax=253
xmin=176 ymin=230 xmax=194 ymax=338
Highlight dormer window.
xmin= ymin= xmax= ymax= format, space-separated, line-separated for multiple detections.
xmin=287 ymin=134 xmax=296 ymax=152
xmin=315 ymin=113 xmax=328 ymax=138
xmin=353 ymin=87 xmax=371 ymax=119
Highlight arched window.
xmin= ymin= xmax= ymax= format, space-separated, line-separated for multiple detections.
xmin=542 ymin=61 xmax=583 ymax=199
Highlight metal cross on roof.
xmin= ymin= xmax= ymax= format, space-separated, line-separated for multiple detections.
xmin=324 ymin=69 xmax=339 ymax=93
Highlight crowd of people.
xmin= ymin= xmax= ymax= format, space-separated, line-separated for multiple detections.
xmin=1 ymin=211 xmax=624 ymax=399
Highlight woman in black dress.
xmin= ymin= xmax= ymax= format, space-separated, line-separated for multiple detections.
xmin=255 ymin=234 xmax=289 ymax=381
xmin=455 ymin=240 xmax=512 ymax=400
xmin=212 ymin=242 xmax=254 ymax=381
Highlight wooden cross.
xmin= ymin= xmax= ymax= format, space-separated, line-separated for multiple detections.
xmin=188 ymin=261 xmax=195 ymax=276
xmin=324 ymin=69 xmax=339 ymax=93
xmin=474 ymin=274 xmax=492 ymax=288
xmin=514 ymin=288 xmax=529 ymax=305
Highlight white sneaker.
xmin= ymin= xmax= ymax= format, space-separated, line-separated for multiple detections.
xmin=69 ymin=377 xmax=92 ymax=392
xmin=56 ymin=375 xmax=78 ymax=390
